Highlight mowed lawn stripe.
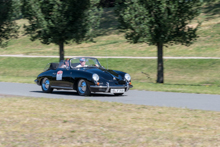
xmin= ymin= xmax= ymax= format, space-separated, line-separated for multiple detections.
xmin=1 ymin=55 xmax=220 ymax=59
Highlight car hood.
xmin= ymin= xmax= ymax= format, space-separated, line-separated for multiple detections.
xmin=82 ymin=67 xmax=124 ymax=81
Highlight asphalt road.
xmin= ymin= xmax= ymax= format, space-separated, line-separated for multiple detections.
xmin=0 ymin=82 xmax=219 ymax=111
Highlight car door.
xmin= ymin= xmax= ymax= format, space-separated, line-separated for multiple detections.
xmin=51 ymin=67 xmax=73 ymax=89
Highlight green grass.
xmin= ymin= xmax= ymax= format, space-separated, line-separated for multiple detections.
xmin=1 ymin=1 xmax=220 ymax=57
xmin=0 ymin=96 xmax=220 ymax=146
xmin=0 ymin=57 xmax=220 ymax=94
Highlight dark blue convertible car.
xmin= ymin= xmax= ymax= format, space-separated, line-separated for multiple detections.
xmin=35 ymin=57 xmax=133 ymax=96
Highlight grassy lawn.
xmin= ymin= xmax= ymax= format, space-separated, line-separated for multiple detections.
xmin=0 ymin=57 xmax=220 ymax=95
xmin=0 ymin=96 xmax=219 ymax=146
xmin=1 ymin=1 xmax=220 ymax=57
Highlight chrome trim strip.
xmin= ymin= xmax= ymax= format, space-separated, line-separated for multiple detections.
xmin=90 ymin=85 xmax=126 ymax=89
xmin=125 ymin=82 xmax=129 ymax=92
xmin=51 ymin=86 xmax=73 ymax=90
xmin=90 ymin=85 xmax=108 ymax=88
xmin=105 ymin=82 xmax=109 ymax=92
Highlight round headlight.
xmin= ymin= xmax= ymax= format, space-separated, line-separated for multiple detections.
xmin=124 ymin=73 xmax=131 ymax=81
xmin=92 ymin=74 xmax=99 ymax=82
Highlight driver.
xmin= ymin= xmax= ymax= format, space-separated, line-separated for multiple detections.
xmin=76 ymin=58 xmax=87 ymax=67
xmin=61 ymin=58 xmax=70 ymax=68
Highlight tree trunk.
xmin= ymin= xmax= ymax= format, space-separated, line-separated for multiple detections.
xmin=59 ymin=41 xmax=64 ymax=61
xmin=156 ymin=43 xmax=164 ymax=83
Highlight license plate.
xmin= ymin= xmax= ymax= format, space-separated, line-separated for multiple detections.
xmin=111 ymin=89 xmax=125 ymax=93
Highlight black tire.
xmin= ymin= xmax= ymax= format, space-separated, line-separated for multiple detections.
xmin=114 ymin=93 xmax=124 ymax=96
xmin=41 ymin=78 xmax=53 ymax=93
xmin=77 ymin=79 xmax=91 ymax=96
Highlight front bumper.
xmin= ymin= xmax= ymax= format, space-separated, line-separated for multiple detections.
xmin=90 ymin=82 xmax=133 ymax=93
xmin=34 ymin=79 xmax=40 ymax=86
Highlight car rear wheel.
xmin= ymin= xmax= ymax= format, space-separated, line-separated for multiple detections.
xmin=114 ymin=93 xmax=124 ymax=96
xmin=77 ymin=79 xmax=91 ymax=96
xmin=41 ymin=78 xmax=53 ymax=93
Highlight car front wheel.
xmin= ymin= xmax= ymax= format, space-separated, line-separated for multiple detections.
xmin=41 ymin=78 xmax=53 ymax=93
xmin=77 ymin=79 xmax=91 ymax=96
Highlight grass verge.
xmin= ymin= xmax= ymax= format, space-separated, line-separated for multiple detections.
xmin=0 ymin=96 xmax=219 ymax=146
xmin=0 ymin=57 xmax=220 ymax=95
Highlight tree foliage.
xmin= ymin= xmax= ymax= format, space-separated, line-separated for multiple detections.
xmin=115 ymin=0 xmax=202 ymax=83
xmin=0 ymin=0 xmax=19 ymax=47
xmin=22 ymin=0 xmax=102 ymax=61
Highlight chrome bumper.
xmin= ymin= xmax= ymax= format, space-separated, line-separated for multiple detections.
xmin=90 ymin=82 xmax=133 ymax=93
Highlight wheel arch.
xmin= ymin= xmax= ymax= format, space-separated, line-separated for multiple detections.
xmin=73 ymin=77 xmax=93 ymax=91
xmin=71 ymin=71 xmax=94 ymax=90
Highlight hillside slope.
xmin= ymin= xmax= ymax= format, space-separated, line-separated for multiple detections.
xmin=1 ymin=1 xmax=220 ymax=57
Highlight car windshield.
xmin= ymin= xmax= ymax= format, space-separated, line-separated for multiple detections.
xmin=70 ymin=57 xmax=102 ymax=68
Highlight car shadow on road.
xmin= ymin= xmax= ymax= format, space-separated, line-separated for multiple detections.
xmin=30 ymin=90 xmax=126 ymax=97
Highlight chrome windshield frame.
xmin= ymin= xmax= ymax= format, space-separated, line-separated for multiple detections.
xmin=70 ymin=57 xmax=102 ymax=68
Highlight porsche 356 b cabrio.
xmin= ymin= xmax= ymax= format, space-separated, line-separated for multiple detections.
xmin=35 ymin=57 xmax=133 ymax=96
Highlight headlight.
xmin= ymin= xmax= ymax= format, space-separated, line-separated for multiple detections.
xmin=92 ymin=74 xmax=99 ymax=82
xmin=124 ymin=73 xmax=131 ymax=81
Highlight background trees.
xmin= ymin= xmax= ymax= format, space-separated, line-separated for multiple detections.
xmin=21 ymin=0 xmax=102 ymax=61
xmin=116 ymin=0 xmax=202 ymax=83
xmin=98 ymin=0 xmax=115 ymax=7
xmin=0 ymin=0 xmax=19 ymax=47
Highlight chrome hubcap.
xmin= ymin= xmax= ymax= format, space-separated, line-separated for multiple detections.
xmin=42 ymin=78 xmax=50 ymax=91
xmin=78 ymin=80 xmax=86 ymax=94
